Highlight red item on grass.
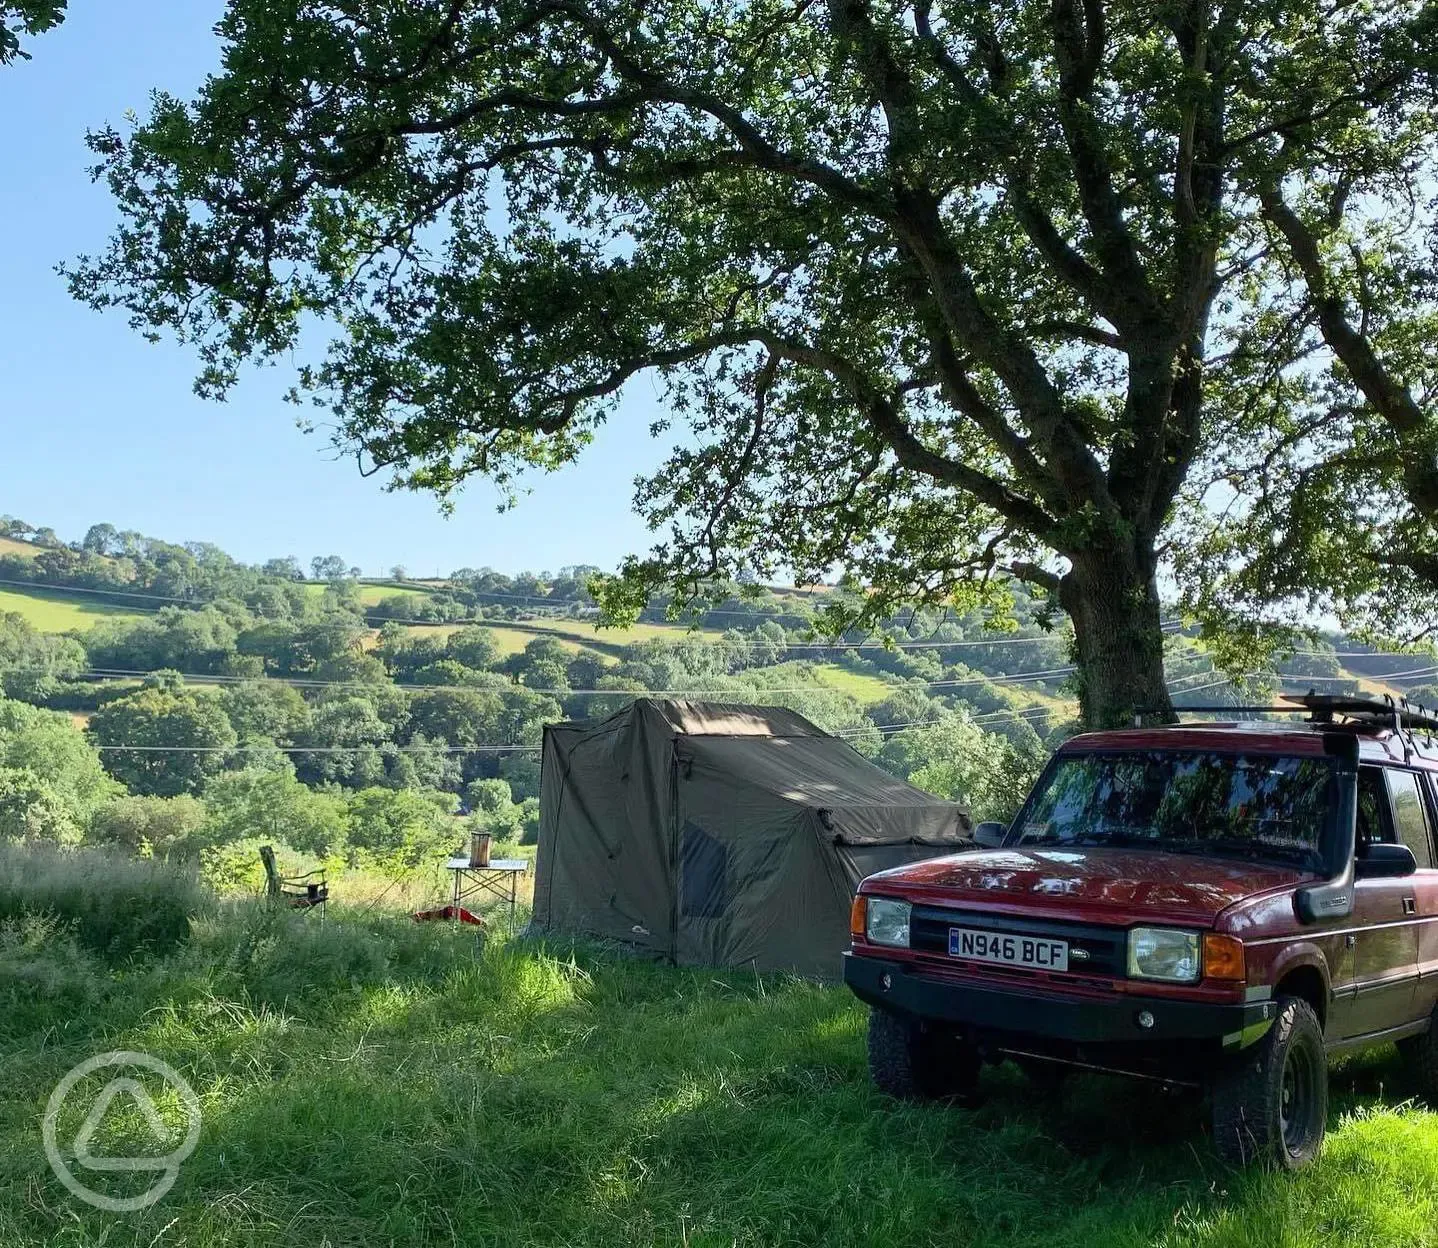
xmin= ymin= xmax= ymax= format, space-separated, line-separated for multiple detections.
xmin=411 ymin=905 xmax=486 ymax=926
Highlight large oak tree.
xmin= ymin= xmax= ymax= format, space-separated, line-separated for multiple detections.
xmin=66 ymin=0 xmax=1436 ymax=726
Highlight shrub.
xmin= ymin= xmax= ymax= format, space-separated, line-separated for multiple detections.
xmin=0 ymin=766 xmax=83 ymax=843
xmin=200 ymin=836 xmax=276 ymax=894
xmin=203 ymin=766 xmax=349 ymax=857
xmin=345 ymin=787 xmax=455 ymax=867
xmin=87 ymin=793 xmax=209 ymax=857
xmin=0 ymin=697 xmax=117 ymax=822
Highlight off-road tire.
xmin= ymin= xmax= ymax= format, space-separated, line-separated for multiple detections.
xmin=1397 ymin=1004 xmax=1438 ymax=1101
xmin=1210 ymin=995 xmax=1326 ymax=1169
xmin=867 ymin=1007 xmax=980 ymax=1102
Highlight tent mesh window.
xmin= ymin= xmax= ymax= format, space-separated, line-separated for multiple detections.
xmin=680 ymin=820 xmax=728 ymax=919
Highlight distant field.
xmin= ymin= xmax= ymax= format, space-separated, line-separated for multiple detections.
xmin=0 ymin=586 xmax=144 ymax=632
xmin=995 ymin=684 xmax=1076 ymax=716
xmin=397 ymin=622 xmax=609 ymax=661
xmin=356 ymin=584 xmax=434 ymax=607
xmin=543 ymin=616 xmax=725 ymax=647
xmin=303 ymin=582 xmax=435 ymax=608
xmin=398 ymin=614 xmax=718 ymax=656
xmin=0 ymin=536 xmax=44 ymax=559
xmin=811 ymin=665 xmax=899 ymax=704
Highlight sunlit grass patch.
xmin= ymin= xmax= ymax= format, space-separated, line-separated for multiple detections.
xmin=3 ymin=898 xmax=1438 ymax=1247
xmin=0 ymin=586 xmax=145 ymax=632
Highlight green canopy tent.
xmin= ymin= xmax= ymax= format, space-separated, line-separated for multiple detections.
xmin=534 ymin=698 xmax=972 ymax=977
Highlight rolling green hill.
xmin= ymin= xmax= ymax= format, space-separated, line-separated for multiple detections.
xmin=391 ymin=621 xmax=607 ymax=661
xmin=306 ymin=581 xmax=437 ymax=607
xmin=0 ymin=586 xmax=144 ymax=632
xmin=810 ymin=664 xmax=900 ymax=704
xmin=399 ymin=615 xmax=723 ymax=659
xmin=0 ymin=549 xmax=1432 ymax=729
xmin=0 ymin=536 xmax=44 ymax=559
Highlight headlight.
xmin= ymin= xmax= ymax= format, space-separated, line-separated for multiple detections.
xmin=1127 ymin=927 xmax=1201 ymax=982
xmin=864 ymin=897 xmax=911 ymax=948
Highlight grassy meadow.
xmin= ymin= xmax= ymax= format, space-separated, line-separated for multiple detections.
xmin=309 ymin=582 xmax=438 ymax=608
xmin=0 ymin=586 xmax=145 ymax=633
xmin=2 ymin=846 xmax=1437 ymax=1248
xmin=810 ymin=664 xmax=901 ymax=704
xmin=395 ymin=616 xmax=725 ymax=662
xmin=391 ymin=621 xmax=609 ymax=662
xmin=0 ymin=537 xmax=44 ymax=560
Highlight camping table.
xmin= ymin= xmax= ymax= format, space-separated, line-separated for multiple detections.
xmin=443 ymin=856 xmax=528 ymax=923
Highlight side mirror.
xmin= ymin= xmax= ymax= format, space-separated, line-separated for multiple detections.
xmin=973 ymin=821 xmax=1007 ymax=848
xmin=1355 ymin=841 xmax=1417 ymax=880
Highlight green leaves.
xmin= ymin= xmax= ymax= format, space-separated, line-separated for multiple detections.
xmin=88 ymin=687 xmax=239 ymax=798
xmin=67 ymin=0 xmax=1438 ymax=721
xmin=0 ymin=1 xmax=64 ymax=66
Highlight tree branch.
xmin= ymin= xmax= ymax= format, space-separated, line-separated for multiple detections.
xmin=1259 ymin=180 xmax=1438 ymax=519
xmin=1047 ymin=0 xmax=1161 ymax=328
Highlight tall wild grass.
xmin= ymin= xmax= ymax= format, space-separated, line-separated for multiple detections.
xmin=0 ymin=840 xmax=206 ymax=957
xmin=1 ymin=863 xmax=1436 ymax=1246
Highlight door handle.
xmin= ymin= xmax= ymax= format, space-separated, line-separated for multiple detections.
xmin=1403 ymin=897 xmax=1417 ymax=916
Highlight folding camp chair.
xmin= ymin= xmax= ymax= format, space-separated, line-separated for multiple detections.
xmin=258 ymin=844 xmax=328 ymax=916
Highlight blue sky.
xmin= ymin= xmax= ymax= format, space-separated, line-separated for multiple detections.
xmin=0 ymin=2 xmax=660 ymax=576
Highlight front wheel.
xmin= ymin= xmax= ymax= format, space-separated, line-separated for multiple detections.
xmin=1210 ymin=996 xmax=1326 ymax=1169
xmin=867 ymin=1007 xmax=980 ymax=1102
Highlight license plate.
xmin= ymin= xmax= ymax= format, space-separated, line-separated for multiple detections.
xmin=948 ymin=927 xmax=1068 ymax=972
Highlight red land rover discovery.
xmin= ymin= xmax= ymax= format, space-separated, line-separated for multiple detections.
xmin=844 ymin=695 xmax=1438 ymax=1169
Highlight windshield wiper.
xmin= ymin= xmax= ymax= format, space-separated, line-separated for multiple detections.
xmin=1203 ymin=837 xmax=1316 ymax=864
xmin=1021 ymin=832 xmax=1147 ymax=849
xmin=1160 ymin=836 xmax=1316 ymax=865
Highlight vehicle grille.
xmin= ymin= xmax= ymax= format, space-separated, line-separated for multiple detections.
xmin=908 ymin=905 xmax=1128 ymax=979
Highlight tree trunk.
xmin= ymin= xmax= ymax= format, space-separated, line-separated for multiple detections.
xmin=1060 ymin=540 xmax=1173 ymax=730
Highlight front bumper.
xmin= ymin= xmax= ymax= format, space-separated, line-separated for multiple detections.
xmin=843 ymin=952 xmax=1276 ymax=1049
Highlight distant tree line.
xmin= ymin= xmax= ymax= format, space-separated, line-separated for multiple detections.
xmin=0 ymin=516 xmax=1379 ymax=872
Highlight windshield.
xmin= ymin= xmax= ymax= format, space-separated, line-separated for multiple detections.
xmin=1015 ymin=750 xmax=1332 ymax=864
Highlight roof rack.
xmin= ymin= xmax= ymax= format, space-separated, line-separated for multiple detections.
xmin=1159 ymin=690 xmax=1438 ymax=761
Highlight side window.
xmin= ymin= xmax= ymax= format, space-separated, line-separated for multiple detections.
xmin=1386 ymin=771 xmax=1435 ymax=869
xmin=1357 ymin=766 xmax=1393 ymax=850
xmin=679 ymin=820 xmax=728 ymax=919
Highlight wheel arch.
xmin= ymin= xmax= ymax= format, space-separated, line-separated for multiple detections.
xmin=1272 ymin=955 xmax=1331 ymax=1031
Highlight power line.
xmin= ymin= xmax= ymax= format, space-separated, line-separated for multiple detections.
xmin=844 ymin=672 xmax=1248 ymax=739
xmin=1277 ymin=665 xmax=1438 ymax=682
xmin=12 ymin=573 xmax=1438 ymax=665
xmin=73 ymin=668 xmax=1438 ymax=756
xmin=92 ymin=743 xmax=543 ymax=754
xmin=27 ymin=654 xmax=1436 ymax=716
xmin=0 ymin=574 xmax=1092 ymax=649
xmin=23 ymin=662 xmax=1079 ymax=698
xmin=16 ymin=652 xmax=1432 ymax=713
xmin=0 ymin=577 xmax=183 ymax=603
